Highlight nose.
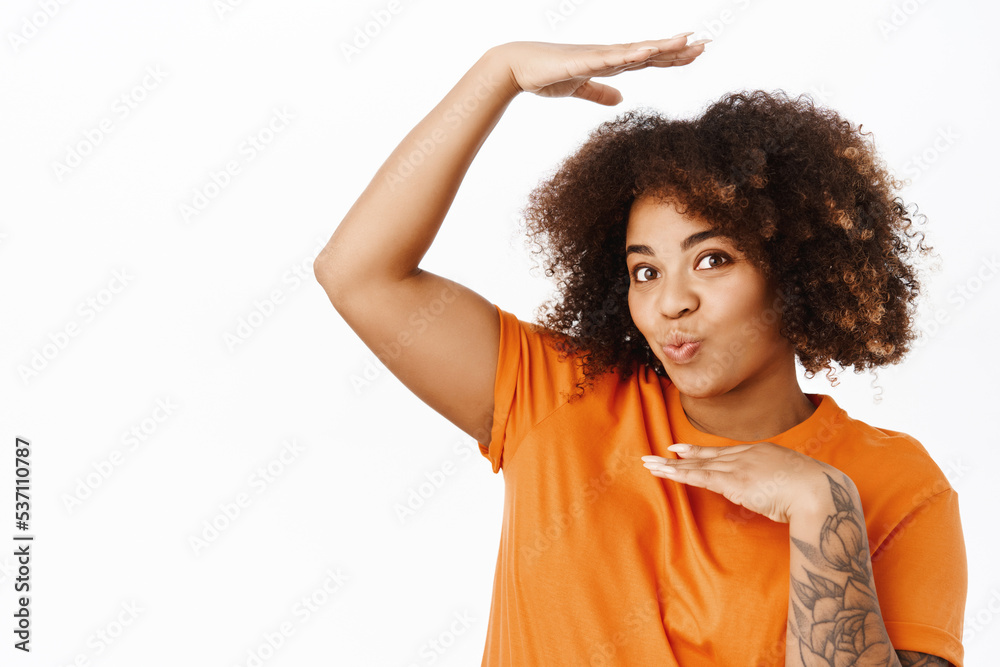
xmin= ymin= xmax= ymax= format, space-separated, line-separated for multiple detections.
xmin=656 ymin=270 xmax=698 ymax=318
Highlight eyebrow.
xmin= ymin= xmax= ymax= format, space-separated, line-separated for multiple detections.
xmin=625 ymin=230 xmax=723 ymax=258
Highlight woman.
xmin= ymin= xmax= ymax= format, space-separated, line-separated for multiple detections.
xmin=314 ymin=36 xmax=966 ymax=666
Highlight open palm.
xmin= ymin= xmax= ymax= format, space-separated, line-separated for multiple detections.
xmin=499 ymin=35 xmax=709 ymax=106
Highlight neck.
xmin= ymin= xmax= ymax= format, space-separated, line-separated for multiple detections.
xmin=678 ymin=358 xmax=817 ymax=442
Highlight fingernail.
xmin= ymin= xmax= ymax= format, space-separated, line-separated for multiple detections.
xmin=687 ymin=38 xmax=712 ymax=46
xmin=667 ymin=444 xmax=690 ymax=453
xmin=670 ymin=31 xmax=695 ymax=39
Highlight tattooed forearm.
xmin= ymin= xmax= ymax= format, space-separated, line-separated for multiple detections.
xmin=896 ymin=651 xmax=952 ymax=666
xmin=785 ymin=472 xmax=902 ymax=667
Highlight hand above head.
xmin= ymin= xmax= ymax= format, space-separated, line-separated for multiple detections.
xmin=492 ymin=34 xmax=711 ymax=106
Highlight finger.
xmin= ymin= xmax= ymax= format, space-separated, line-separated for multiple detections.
xmin=683 ymin=38 xmax=712 ymax=48
xmin=573 ymin=34 xmax=689 ymax=52
xmin=623 ymin=36 xmax=710 ymax=58
xmin=569 ymin=43 xmax=674 ymax=80
xmin=613 ymin=33 xmax=699 ymax=53
xmin=612 ymin=42 xmax=702 ymax=69
xmin=563 ymin=41 xmax=703 ymax=86
xmin=610 ymin=52 xmax=701 ymax=75
xmin=640 ymin=39 xmax=712 ymax=67
xmin=643 ymin=458 xmax=736 ymax=473
xmin=673 ymin=443 xmax=756 ymax=458
xmin=603 ymin=49 xmax=705 ymax=78
xmin=646 ymin=463 xmax=723 ymax=490
xmin=570 ymin=80 xmax=623 ymax=106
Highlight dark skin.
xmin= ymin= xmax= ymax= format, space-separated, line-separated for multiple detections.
xmin=632 ymin=198 xmax=954 ymax=666
xmin=320 ymin=28 xmax=958 ymax=666
xmin=625 ymin=195 xmax=817 ymax=442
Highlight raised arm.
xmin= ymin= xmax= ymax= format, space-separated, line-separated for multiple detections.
xmin=314 ymin=37 xmax=707 ymax=443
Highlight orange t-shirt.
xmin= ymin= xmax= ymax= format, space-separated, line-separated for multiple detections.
xmin=476 ymin=304 xmax=967 ymax=667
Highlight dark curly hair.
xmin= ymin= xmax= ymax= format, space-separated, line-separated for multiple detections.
xmin=518 ymin=89 xmax=935 ymax=399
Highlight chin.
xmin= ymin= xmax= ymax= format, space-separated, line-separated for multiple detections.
xmin=665 ymin=368 xmax=733 ymax=398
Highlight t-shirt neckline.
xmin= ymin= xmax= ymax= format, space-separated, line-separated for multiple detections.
xmin=665 ymin=381 xmax=840 ymax=448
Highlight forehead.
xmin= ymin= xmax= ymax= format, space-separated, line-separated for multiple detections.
xmin=626 ymin=196 xmax=717 ymax=239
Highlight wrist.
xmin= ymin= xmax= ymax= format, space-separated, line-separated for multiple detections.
xmin=788 ymin=474 xmax=864 ymax=528
xmin=480 ymin=44 xmax=523 ymax=100
xmin=788 ymin=471 xmax=859 ymax=525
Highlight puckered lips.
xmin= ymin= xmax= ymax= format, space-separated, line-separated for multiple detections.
xmin=660 ymin=331 xmax=703 ymax=364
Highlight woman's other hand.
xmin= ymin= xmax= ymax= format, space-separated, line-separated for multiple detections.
xmin=641 ymin=442 xmax=851 ymax=524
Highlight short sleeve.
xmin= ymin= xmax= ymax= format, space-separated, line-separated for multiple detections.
xmin=870 ymin=486 xmax=968 ymax=666
xmin=477 ymin=304 xmax=586 ymax=474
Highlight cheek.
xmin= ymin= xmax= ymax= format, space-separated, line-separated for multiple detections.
xmin=626 ymin=291 xmax=643 ymax=328
xmin=627 ymin=291 xmax=655 ymax=339
xmin=724 ymin=292 xmax=785 ymax=353
xmin=708 ymin=288 xmax=757 ymax=328
xmin=707 ymin=282 xmax=776 ymax=342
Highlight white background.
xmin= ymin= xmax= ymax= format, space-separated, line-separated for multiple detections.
xmin=2 ymin=0 xmax=997 ymax=665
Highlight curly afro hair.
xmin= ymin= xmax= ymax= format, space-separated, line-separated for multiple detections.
xmin=518 ymin=89 xmax=934 ymax=398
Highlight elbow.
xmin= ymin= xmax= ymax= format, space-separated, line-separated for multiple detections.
xmin=313 ymin=251 xmax=348 ymax=301
xmin=313 ymin=250 xmax=374 ymax=306
xmin=312 ymin=251 xmax=332 ymax=285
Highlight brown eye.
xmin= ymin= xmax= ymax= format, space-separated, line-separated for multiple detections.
xmin=633 ymin=266 xmax=658 ymax=283
xmin=696 ymin=253 xmax=730 ymax=270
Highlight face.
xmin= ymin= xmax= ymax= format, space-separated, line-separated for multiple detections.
xmin=625 ymin=195 xmax=793 ymax=398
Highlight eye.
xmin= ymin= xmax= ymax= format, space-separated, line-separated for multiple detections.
xmin=631 ymin=266 xmax=659 ymax=283
xmin=696 ymin=252 xmax=730 ymax=270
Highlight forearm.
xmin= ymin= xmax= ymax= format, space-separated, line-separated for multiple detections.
xmin=785 ymin=473 xmax=902 ymax=667
xmin=315 ymin=46 xmax=520 ymax=291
